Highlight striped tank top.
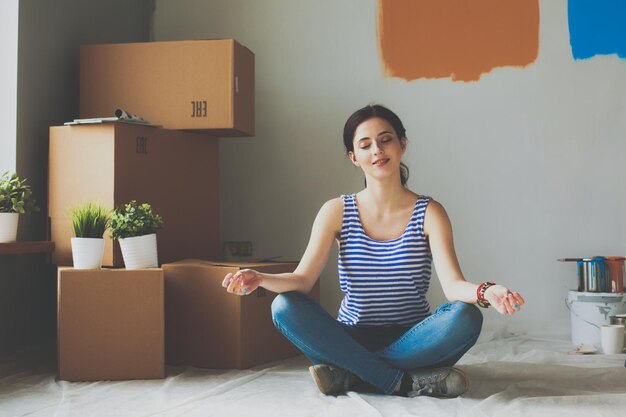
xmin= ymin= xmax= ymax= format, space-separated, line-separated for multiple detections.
xmin=337 ymin=194 xmax=433 ymax=326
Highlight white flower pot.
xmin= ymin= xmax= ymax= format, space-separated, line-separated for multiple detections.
xmin=71 ymin=237 xmax=105 ymax=269
xmin=0 ymin=213 xmax=19 ymax=243
xmin=118 ymin=233 xmax=158 ymax=270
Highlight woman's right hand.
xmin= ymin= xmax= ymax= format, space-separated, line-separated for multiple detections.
xmin=221 ymin=269 xmax=262 ymax=296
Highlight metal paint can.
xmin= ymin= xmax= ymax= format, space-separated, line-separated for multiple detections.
xmin=577 ymin=257 xmax=609 ymax=293
xmin=605 ymin=257 xmax=626 ymax=293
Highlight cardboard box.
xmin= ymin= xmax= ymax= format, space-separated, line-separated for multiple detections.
xmin=162 ymin=259 xmax=320 ymax=369
xmin=48 ymin=123 xmax=219 ymax=267
xmin=57 ymin=267 xmax=164 ymax=381
xmin=80 ymin=39 xmax=254 ymax=137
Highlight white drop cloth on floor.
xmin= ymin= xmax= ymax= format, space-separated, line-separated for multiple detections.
xmin=1 ymin=322 xmax=626 ymax=417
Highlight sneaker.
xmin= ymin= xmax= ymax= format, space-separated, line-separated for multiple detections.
xmin=405 ymin=367 xmax=468 ymax=398
xmin=309 ymin=364 xmax=357 ymax=395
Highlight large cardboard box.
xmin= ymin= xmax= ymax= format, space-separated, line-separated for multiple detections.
xmin=80 ymin=39 xmax=254 ymax=137
xmin=162 ymin=259 xmax=320 ymax=369
xmin=57 ymin=267 xmax=164 ymax=381
xmin=48 ymin=123 xmax=219 ymax=267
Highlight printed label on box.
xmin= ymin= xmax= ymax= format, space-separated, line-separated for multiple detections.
xmin=191 ymin=100 xmax=208 ymax=118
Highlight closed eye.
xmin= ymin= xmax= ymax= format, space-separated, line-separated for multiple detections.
xmin=361 ymin=138 xmax=392 ymax=149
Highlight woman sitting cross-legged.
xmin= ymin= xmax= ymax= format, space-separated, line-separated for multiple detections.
xmin=222 ymin=104 xmax=525 ymax=397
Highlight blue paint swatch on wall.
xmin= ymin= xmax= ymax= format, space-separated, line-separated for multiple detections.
xmin=568 ymin=0 xmax=626 ymax=60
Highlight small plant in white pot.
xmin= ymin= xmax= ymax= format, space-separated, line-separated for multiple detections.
xmin=109 ymin=200 xmax=164 ymax=269
xmin=70 ymin=202 xmax=110 ymax=269
xmin=0 ymin=171 xmax=39 ymax=243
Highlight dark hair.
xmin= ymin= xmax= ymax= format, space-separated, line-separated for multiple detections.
xmin=343 ymin=104 xmax=410 ymax=186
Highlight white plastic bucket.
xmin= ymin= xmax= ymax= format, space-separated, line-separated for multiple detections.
xmin=118 ymin=233 xmax=158 ymax=270
xmin=71 ymin=237 xmax=105 ymax=269
xmin=566 ymin=290 xmax=626 ymax=346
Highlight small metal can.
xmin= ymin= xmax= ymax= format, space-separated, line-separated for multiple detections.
xmin=577 ymin=257 xmax=610 ymax=293
xmin=605 ymin=257 xmax=626 ymax=293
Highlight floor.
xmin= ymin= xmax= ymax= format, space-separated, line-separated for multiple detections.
xmin=1 ymin=322 xmax=626 ymax=417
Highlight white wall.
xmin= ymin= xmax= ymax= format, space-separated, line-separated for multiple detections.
xmin=0 ymin=0 xmax=19 ymax=173
xmin=153 ymin=0 xmax=626 ymax=333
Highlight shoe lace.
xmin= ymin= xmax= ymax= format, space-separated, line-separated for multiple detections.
xmin=409 ymin=372 xmax=447 ymax=397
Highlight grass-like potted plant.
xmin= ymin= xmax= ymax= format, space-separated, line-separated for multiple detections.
xmin=0 ymin=171 xmax=39 ymax=243
xmin=109 ymin=200 xmax=164 ymax=269
xmin=70 ymin=202 xmax=110 ymax=269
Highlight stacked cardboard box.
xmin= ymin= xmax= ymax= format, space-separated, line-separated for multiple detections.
xmin=80 ymin=39 xmax=254 ymax=136
xmin=51 ymin=39 xmax=260 ymax=381
xmin=162 ymin=260 xmax=320 ymax=369
xmin=49 ymin=123 xmax=219 ymax=267
xmin=57 ymin=267 xmax=164 ymax=382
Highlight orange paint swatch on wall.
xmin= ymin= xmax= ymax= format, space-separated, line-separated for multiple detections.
xmin=377 ymin=0 xmax=540 ymax=82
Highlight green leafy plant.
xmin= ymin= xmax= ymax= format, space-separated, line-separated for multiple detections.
xmin=109 ymin=200 xmax=164 ymax=240
xmin=71 ymin=203 xmax=110 ymax=238
xmin=0 ymin=171 xmax=39 ymax=214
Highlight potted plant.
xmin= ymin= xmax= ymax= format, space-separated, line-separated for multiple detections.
xmin=0 ymin=171 xmax=39 ymax=243
xmin=109 ymin=200 xmax=164 ymax=269
xmin=70 ymin=202 xmax=110 ymax=269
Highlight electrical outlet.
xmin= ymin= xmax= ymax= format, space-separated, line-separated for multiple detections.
xmin=223 ymin=241 xmax=253 ymax=259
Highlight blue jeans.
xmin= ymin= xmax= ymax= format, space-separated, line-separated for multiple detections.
xmin=271 ymin=291 xmax=483 ymax=395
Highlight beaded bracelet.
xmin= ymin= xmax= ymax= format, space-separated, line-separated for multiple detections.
xmin=476 ymin=282 xmax=496 ymax=308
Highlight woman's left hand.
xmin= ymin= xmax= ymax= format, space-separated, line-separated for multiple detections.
xmin=484 ymin=285 xmax=525 ymax=315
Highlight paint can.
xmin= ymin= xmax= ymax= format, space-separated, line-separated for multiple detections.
xmin=605 ymin=257 xmax=626 ymax=293
xmin=566 ymin=290 xmax=626 ymax=346
xmin=576 ymin=257 xmax=609 ymax=292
